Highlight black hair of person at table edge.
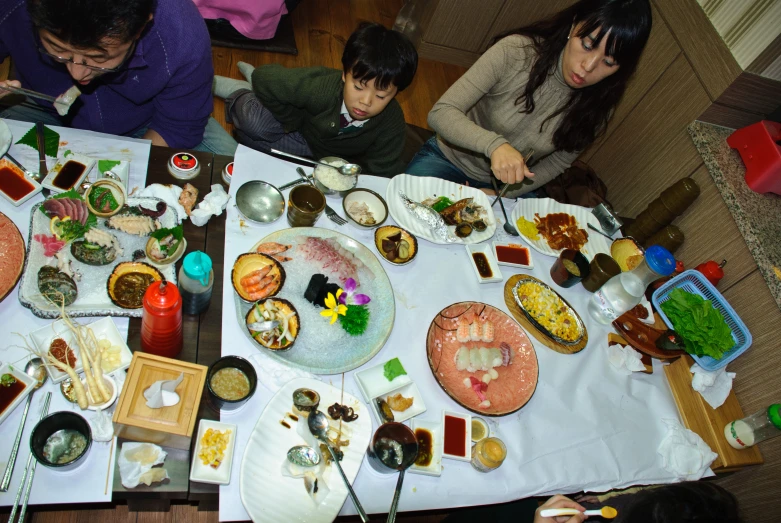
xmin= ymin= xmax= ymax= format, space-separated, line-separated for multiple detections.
xmin=406 ymin=0 xmax=652 ymax=197
xmin=219 ymin=22 xmax=419 ymax=177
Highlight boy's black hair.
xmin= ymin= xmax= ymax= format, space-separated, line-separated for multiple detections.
xmin=27 ymin=0 xmax=155 ymax=51
xmin=618 ymin=482 xmax=742 ymax=523
xmin=341 ymin=22 xmax=418 ymax=92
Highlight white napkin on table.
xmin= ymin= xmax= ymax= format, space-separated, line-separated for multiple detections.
xmin=118 ymin=442 xmax=169 ymax=488
xmin=136 ymin=183 xmax=187 ymax=223
xmin=247 ymin=352 xmax=319 ymax=393
xmin=190 ymin=184 xmax=230 ymax=227
xmin=143 ymin=372 xmax=184 ymax=408
xmin=606 ymin=343 xmax=646 ymax=375
xmin=691 ymin=364 xmax=735 ymax=409
xmin=657 ymin=419 xmax=717 ymax=481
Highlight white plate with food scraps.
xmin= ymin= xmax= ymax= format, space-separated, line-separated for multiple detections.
xmin=18 ymin=196 xmax=178 ymax=318
xmin=239 ymin=378 xmax=371 ymax=523
xmin=30 ymin=316 xmax=132 ymax=384
xmin=0 ymin=362 xmax=38 ymax=426
xmin=190 ymin=419 xmax=238 ymax=485
xmin=355 ymin=359 xmax=427 ymax=424
xmin=409 ymin=419 xmax=443 ymax=477
xmin=510 ymin=198 xmax=611 ymax=261
xmin=41 ymin=151 xmax=96 ymax=194
xmin=386 ymin=174 xmax=497 ymax=245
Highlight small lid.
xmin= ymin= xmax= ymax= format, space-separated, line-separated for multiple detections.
xmin=225 ymin=162 xmax=234 ymax=176
xmin=644 ymin=245 xmax=676 ymax=276
xmin=183 ymin=251 xmax=212 ymax=286
xmin=768 ymin=404 xmax=781 ymax=430
xmin=171 ymin=153 xmax=198 ymax=172
xmin=143 ymin=280 xmax=182 ymax=312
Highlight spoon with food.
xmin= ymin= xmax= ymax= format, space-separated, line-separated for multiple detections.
xmin=271 ymin=149 xmax=362 ymax=176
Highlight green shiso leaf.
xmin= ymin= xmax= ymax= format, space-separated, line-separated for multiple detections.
xmin=15 ymin=125 xmax=59 ymax=157
xmin=98 ymin=160 xmax=121 ymax=174
xmin=150 ymin=225 xmax=184 ymax=254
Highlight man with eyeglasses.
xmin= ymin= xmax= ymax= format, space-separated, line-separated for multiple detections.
xmin=0 ymin=0 xmax=234 ymax=153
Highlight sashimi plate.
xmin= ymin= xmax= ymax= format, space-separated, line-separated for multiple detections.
xmin=426 ymin=301 xmax=538 ymax=416
xmin=386 ymin=174 xmax=496 ymax=245
xmin=510 ymin=198 xmax=611 ymax=261
xmin=239 ymin=378 xmax=371 ymax=523
xmin=234 ymin=227 xmax=395 ymax=374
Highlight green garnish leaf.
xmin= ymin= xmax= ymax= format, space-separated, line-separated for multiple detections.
xmin=98 ymin=160 xmax=121 ymax=174
xmin=38 ymin=190 xmax=96 ymax=241
xmin=150 ymin=225 xmax=184 ymax=254
xmin=383 ymin=358 xmax=407 ymax=381
xmin=431 ymin=197 xmax=454 ymax=213
xmin=659 ymin=288 xmax=735 ymax=360
xmin=1 ymin=373 xmax=17 ymax=387
xmin=15 ymin=125 xmax=60 ymax=157
xmin=339 ymin=304 xmax=370 ymax=336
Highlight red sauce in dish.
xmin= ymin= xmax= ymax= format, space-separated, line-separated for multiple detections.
xmin=496 ymin=245 xmax=530 ymax=265
xmin=0 ymin=166 xmax=35 ymax=201
xmin=444 ymin=415 xmax=467 ymax=456
xmin=52 ymin=161 xmax=86 ymax=190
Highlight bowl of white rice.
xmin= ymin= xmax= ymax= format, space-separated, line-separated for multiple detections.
xmin=313 ymin=156 xmax=358 ymax=197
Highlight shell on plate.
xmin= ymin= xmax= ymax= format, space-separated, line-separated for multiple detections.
xmin=71 ymin=239 xmax=119 ymax=266
xmin=231 ymin=252 xmax=285 ymax=302
xmin=245 ymin=297 xmax=300 ymax=351
xmin=107 ymin=262 xmax=163 ymax=309
xmin=38 ymin=266 xmax=78 ymax=306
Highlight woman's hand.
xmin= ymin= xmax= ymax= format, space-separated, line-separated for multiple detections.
xmin=534 ymin=495 xmax=587 ymax=523
xmin=0 ymin=80 xmax=22 ymax=99
xmin=490 ymin=143 xmax=534 ymax=185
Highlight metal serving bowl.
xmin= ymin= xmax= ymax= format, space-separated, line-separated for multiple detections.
xmin=236 ymin=181 xmax=285 ymax=224
xmin=312 ymin=156 xmax=359 ymax=197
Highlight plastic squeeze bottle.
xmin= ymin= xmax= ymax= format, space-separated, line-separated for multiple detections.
xmin=178 ymin=251 xmax=214 ymax=315
xmin=588 ymin=245 xmax=676 ymax=324
xmin=724 ymin=404 xmax=781 ymax=449
xmin=141 ymin=280 xmax=183 ymax=358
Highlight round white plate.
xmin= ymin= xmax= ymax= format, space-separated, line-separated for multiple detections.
xmin=510 ymin=198 xmax=611 ymax=261
xmin=385 ymin=174 xmax=497 ymax=245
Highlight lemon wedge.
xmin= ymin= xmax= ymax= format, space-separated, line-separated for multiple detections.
xmin=49 ymin=216 xmax=71 ymax=239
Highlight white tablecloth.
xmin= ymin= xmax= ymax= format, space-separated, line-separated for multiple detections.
xmin=218 ymin=145 xmax=684 ymax=521
xmin=0 ymin=119 xmax=151 ymax=506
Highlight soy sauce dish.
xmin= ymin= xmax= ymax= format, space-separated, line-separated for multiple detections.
xmin=31 ymin=412 xmax=93 ymax=471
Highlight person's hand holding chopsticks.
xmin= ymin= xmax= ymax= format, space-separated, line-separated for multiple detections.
xmin=0 ymin=80 xmax=23 ymax=100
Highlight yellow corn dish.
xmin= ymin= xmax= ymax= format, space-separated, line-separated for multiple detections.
xmin=198 ymin=428 xmax=232 ymax=469
xmin=515 ymin=216 xmax=540 ymax=240
xmin=516 ymin=281 xmax=581 ymax=342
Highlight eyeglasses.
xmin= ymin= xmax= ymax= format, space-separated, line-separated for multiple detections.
xmin=37 ymin=42 xmax=136 ymax=74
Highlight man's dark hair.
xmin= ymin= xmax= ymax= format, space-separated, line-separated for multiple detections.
xmin=341 ymin=22 xmax=418 ymax=92
xmin=27 ymin=0 xmax=155 ymax=50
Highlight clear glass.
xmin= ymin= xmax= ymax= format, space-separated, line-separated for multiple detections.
xmin=724 ymin=408 xmax=781 ymax=449
xmin=470 ymin=437 xmax=506 ymax=472
xmin=588 ymin=256 xmax=664 ymax=324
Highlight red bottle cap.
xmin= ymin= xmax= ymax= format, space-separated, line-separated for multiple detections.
xmin=144 ymin=281 xmax=182 ymax=313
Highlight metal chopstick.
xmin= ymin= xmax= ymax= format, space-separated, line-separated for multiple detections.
xmin=490 ymin=149 xmax=535 ymax=207
xmin=0 ymin=85 xmax=58 ymax=103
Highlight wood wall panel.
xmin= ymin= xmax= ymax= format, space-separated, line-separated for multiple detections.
xmin=652 ymin=0 xmax=742 ymax=100
xmin=713 ymin=71 xmax=781 ymax=116
xmin=698 ymin=103 xmax=767 ymax=129
xmin=479 ymin=0 xmax=577 ymax=51
xmin=672 ymin=166 xmax=758 ymax=289
xmin=585 ymin=55 xmax=711 ymax=216
xmin=417 ymin=41 xmax=481 ymax=68
xmin=580 ymin=3 xmax=681 ymax=162
xmin=423 ymin=0 xmax=506 ymax=53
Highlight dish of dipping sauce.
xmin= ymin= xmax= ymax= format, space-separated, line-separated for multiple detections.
xmin=472 ymin=252 xmax=493 ymax=279
xmin=0 ymin=165 xmax=36 ymax=201
xmin=443 ymin=414 xmax=467 ymax=457
xmin=496 ymin=244 xmax=530 ymax=266
xmin=52 ymin=161 xmax=86 ymax=190
xmin=414 ymin=428 xmax=433 ymax=467
xmin=210 ymin=367 xmax=250 ymax=401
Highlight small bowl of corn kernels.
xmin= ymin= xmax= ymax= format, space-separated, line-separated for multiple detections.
xmin=189 ymin=419 xmax=238 ymax=485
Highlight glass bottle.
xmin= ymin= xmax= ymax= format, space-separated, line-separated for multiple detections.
xmin=588 ymin=245 xmax=676 ymax=324
xmin=178 ymin=251 xmax=214 ymax=315
xmin=470 ymin=437 xmax=506 ymax=472
xmin=141 ymin=280 xmax=183 ymax=358
xmin=724 ymin=404 xmax=781 ymax=449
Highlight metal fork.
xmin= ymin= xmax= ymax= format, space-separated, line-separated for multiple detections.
xmin=295 ymin=168 xmax=346 ymax=225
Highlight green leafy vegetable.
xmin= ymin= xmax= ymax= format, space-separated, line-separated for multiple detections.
xmin=339 ymin=304 xmax=370 ymax=336
xmin=659 ymin=288 xmax=735 ymax=360
xmin=88 ymin=186 xmax=119 ymax=212
xmin=150 ymin=225 xmax=184 ymax=254
xmin=383 ymin=358 xmax=407 ymax=381
xmin=430 ymin=197 xmax=454 ymax=213
xmin=15 ymin=125 xmax=60 ymax=157
xmin=38 ymin=190 xmax=97 ymax=241
xmin=1 ymin=373 xmax=17 ymax=387
xmin=98 ymin=160 xmax=121 ymax=174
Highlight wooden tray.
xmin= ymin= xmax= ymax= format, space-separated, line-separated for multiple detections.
xmin=612 ymin=312 xmax=684 ymax=360
xmin=113 ymin=352 xmax=208 ymax=450
xmin=503 ymin=275 xmax=588 ymax=354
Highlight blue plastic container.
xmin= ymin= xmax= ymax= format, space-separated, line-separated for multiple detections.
xmin=651 ymin=270 xmax=751 ymax=371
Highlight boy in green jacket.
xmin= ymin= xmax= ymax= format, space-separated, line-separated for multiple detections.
xmin=213 ymin=22 xmax=418 ymax=177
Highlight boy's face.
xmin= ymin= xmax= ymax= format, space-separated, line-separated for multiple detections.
xmin=341 ymin=72 xmax=398 ymax=121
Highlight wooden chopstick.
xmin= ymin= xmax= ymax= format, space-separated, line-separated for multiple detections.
xmin=104 ymin=438 xmax=115 ymax=495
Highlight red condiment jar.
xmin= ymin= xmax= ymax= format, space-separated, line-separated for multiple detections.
xmin=696 ymin=259 xmax=726 ymax=286
xmin=141 ymin=281 xmax=183 ymax=358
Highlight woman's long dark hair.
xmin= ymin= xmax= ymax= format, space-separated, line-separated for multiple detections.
xmin=496 ymin=0 xmax=652 ymax=152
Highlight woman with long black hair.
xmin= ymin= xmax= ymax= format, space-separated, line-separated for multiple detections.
xmin=406 ymin=0 xmax=652 ymax=197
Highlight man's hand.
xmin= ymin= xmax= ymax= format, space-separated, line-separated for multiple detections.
xmin=0 ymin=80 xmax=22 ymax=99
xmin=490 ymin=143 xmax=534 ymax=185
xmin=534 ymin=495 xmax=587 ymax=523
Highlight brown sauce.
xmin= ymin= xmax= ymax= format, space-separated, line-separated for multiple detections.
xmin=0 ymin=375 xmax=26 ymax=415
xmin=286 ymin=413 xmax=299 ymax=422
xmin=472 ymin=252 xmax=493 ymax=278
xmin=280 ymin=421 xmax=291 ymax=429
xmin=414 ymin=428 xmax=433 ymax=467
xmin=0 ymin=166 xmax=35 ymax=201
xmin=496 ymin=245 xmax=530 ymax=266
xmin=52 ymin=161 xmax=86 ymax=190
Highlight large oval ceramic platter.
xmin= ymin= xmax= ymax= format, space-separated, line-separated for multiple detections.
xmin=0 ymin=212 xmax=25 ymax=303
xmin=426 ymin=301 xmax=538 ymax=416
xmin=240 ymin=378 xmax=371 ymax=523
xmin=510 ymin=197 xmax=611 ymax=261
xmin=234 ymin=227 xmax=395 ymax=374
xmin=18 ymin=196 xmax=178 ymax=318
xmin=386 ymin=173 xmax=497 ymax=245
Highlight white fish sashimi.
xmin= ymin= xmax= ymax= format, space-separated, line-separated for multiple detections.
xmin=478 ymin=347 xmax=492 ymax=371
xmin=454 ymin=346 xmax=470 ymax=371
xmin=468 ymin=350 xmax=481 ymax=373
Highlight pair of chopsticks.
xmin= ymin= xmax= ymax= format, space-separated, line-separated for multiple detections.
xmin=0 ymin=84 xmax=58 ymax=103
xmin=490 ymin=149 xmax=535 ymax=206
xmin=7 ymin=393 xmax=51 ymax=523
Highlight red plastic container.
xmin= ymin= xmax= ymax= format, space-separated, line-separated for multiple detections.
xmin=141 ymin=281 xmax=183 ymax=358
xmin=726 ymin=120 xmax=781 ymax=195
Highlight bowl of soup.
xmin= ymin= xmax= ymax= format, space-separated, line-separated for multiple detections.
xmin=206 ymin=356 xmax=257 ymax=411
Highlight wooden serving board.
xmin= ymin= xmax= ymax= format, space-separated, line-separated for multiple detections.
xmin=503 ymin=274 xmax=588 ymax=354
xmin=612 ymin=312 xmax=684 ymax=360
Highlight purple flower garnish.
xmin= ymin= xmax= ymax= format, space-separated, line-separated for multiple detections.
xmin=338 ymin=278 xmax=371 ymax=306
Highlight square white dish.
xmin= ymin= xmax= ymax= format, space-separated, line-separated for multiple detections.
xmin=42 ymin=152 xmax=95 ymax=194
xmin=190 ymin=420 xmax=238 ymax=485
xmin=0 ymin=158 xmax=43 ymax=206
xmin=30 ymin=317 xmax=133 ymax=383
xmin=464 ymin=244 xmax=503 ymax=283
xmin=0 ymin=362 xmax=38 ymax=426
xmin=354 ymin=359 xmax=412 ymax=401
xmin=409 ymin=419 xmax=443 ymax=477
xmin=442 ymin=410 xmax=472 ymax=462
xmin=372 ymin=381 xmax=426 ymax=424
xmin=492 ymin=241 xmax=534 ymax=269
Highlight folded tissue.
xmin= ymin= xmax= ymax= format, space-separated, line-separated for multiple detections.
xmin=606 ymin=343 xmax=647 ymax=375
xmin=118 ymin=442 xmax=169 ymax=488
xmin=190 ymin=184 xmax=230 ymax=227
xmin=691 ymin=363 xmax=735 ymax=409
xmin=90 ymin=408 xmax=114 ymax=442
xmin=144 ymin=372 xmax=184 ymax=408
xmin=657 ymin=418 xmax=717 ymax=481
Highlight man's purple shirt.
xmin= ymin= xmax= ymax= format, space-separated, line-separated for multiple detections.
xmin=0 ymin=0 xmax=214 ymax=148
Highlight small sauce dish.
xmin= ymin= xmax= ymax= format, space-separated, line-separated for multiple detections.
xmin=493 ymin=241 xmax=533 ymax=269
xmin=442 ymin=410 xmax=471 ymax=462
xmin=465 ymin=244 xmax=503 ymax=283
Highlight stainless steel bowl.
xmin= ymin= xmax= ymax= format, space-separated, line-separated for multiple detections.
xmin=313 ymin=156 xmax=359 ymax=197
xmin=236 ymin=181 xmax=285 ymax=224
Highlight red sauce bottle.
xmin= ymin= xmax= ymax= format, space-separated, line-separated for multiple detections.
xmin=141 ymin=281 xmax=183 ymax=358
